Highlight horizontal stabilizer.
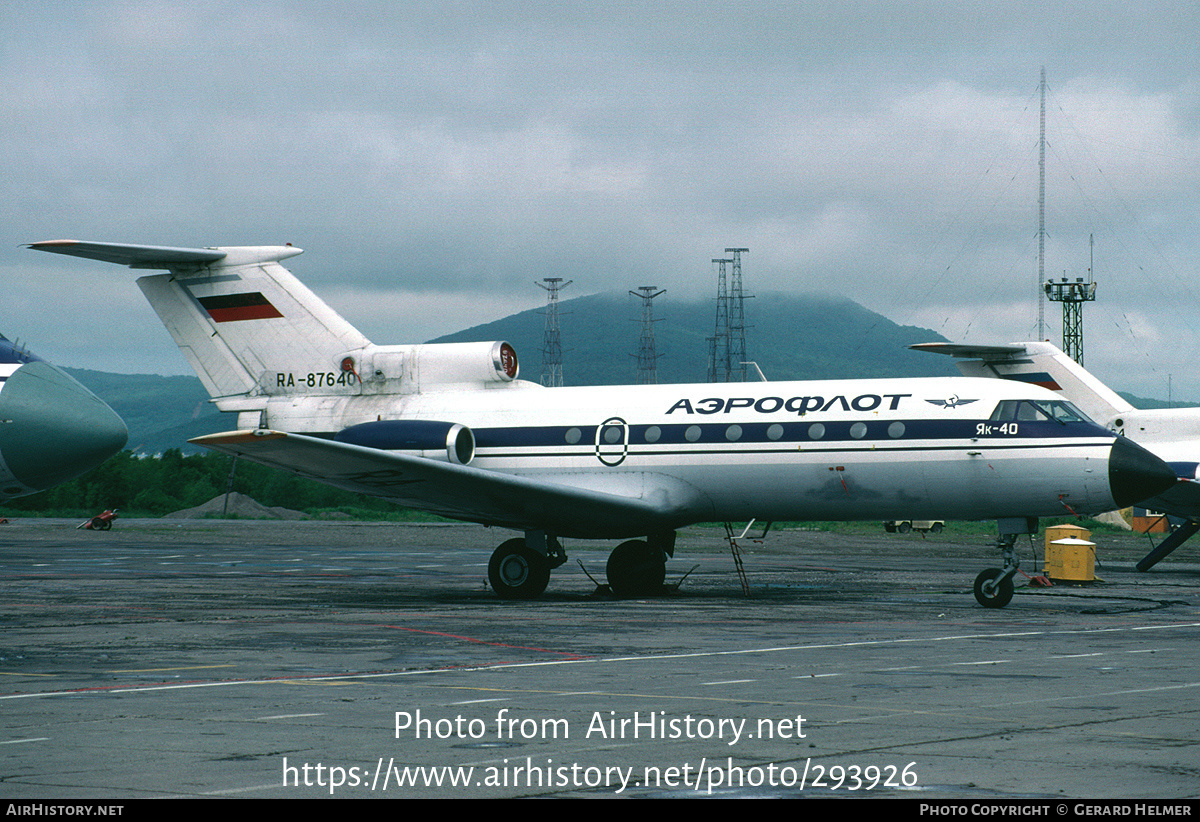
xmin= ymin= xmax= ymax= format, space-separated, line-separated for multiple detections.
xmin=909 ymin=343 xmax=1031 ymax=360
xmin=191 ymin=430 xmax=710 ymax=538
xmin=27 ymin=240 xmax=228 ymax=268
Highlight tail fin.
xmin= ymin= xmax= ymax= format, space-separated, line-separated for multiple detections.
xmin=910 ymin=341 xmax=1134 ymax=425
xmin=28 ymin=241 xmax=371 ymax=400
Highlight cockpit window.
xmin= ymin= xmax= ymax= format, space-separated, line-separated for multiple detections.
xmin=989 ymin=399 xmax=1092 ymax=424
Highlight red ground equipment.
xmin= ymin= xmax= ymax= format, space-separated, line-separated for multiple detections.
xmin=78 ymin=509 xmax=118 ymax=531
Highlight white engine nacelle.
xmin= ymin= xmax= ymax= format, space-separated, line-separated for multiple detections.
xmin=345 ymin=340 xmax=519 ymax=393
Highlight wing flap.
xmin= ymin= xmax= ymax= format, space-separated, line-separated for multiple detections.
xmin=191 ymin=430 xmax=711 ymax=538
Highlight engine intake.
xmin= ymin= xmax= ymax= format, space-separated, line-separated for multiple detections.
xmin=336 ymin=420 xmax=475 ymax=465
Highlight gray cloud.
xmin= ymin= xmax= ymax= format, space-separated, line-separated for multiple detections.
xmin=4 ymin=1 xmax=1198 ymax=397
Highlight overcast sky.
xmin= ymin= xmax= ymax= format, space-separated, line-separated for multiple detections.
xmin=4 ymin=1 xmax=1198 ymax=398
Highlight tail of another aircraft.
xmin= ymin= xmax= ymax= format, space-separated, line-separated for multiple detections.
xmin=910 ymin=341 xmax=1134 ymax=427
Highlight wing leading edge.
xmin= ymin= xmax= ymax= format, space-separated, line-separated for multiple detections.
xmin=191 ymin=430 xmax=713 ymax=538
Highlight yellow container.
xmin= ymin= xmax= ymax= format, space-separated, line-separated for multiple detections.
xmin=1045 ymin=524 xmax=1095 ymax=582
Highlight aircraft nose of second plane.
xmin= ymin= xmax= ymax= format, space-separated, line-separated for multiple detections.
xmin=0 ymin=362 xmax=128 ymax=495
xmin=1107 ymin=435 xmax=1177 ymax=509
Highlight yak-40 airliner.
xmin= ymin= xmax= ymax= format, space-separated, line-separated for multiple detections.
xmin=29 ymin=240 xmax=1177 ymax=607
xmin=914 ymin=340 xmax=1200 ymax=572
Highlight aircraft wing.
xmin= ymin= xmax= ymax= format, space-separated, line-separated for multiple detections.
xmin=191 ymin=430 xmax=711 ymax=539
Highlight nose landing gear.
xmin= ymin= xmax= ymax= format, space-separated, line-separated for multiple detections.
xmin=973 ymin=566 xmax=1015 ymax=608
xmin=974 ymin=520 xmax=1033 ymax=608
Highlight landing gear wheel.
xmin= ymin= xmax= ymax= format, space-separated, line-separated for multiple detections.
xmin=489 ymin=538 xmax=550 ymax=600
xmin=973 ymin=568 xmax=1014 ymax=608
xmin=606 ymin=540 xmax=666 ymax=598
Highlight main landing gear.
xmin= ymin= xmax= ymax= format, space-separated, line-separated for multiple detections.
xmin=606 ymin=537 xmax=670 ymax=598
xmin=487 ymin=531 xmax=675 ymax=599
xmin=488 ymin=534 xmax=565 ymax=600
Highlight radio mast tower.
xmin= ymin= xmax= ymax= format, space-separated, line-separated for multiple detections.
xmin=726 ymin=247 xmax=750 ymax=383
xmin=537 ymin=277 xmax=571 ymax=387
xmin=630 ymin=286 xmax=666 ymax=384
xmin=1038 ymin=67 xmax=1047 ymax=340
xmin=708 ymin=258 xmax=731 ymax=382
xmin=707 ymin=249 xmax=752 ymax=382
xmin=1043 ymin=235 xmax=1097 ymax=364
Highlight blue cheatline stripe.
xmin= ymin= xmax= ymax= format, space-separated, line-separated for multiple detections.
xmin=471 ymin=418 xmax=1112 ymax=449
xmin=305 ymin=418 xmax=1115 ymax=457
xmin=477 ymin=440 xmax=1110 ymax=459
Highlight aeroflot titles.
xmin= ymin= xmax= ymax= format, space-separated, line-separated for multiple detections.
xmin=666 ymin=393 xmax=914 ymax=416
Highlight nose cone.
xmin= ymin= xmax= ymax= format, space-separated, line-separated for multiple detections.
xmin=0 ymin=362 xmax=127 ymax=495
xmin=1108 ymin=436 xmax=1177 ymax=509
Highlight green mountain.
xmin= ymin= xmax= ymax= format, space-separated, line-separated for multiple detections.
xmin=65 ymin=292 xmax=959 ymax=453
xmin=432 ymin=291 xmax=957 ymax=385
xmin=1117 ymin=392 xmax=1200 ymax=410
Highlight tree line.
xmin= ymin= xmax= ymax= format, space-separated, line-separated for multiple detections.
xmin=0 ymin=449 xmax=410 ymax=519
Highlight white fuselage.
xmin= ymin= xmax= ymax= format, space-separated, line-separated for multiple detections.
xmin=257 ymin=374 xmax=1120 ymax=525
xmin=24 ymin=241 xmax=1170 ymax=545
xmin=1109 ymin=407 xmax=1200 ymax=466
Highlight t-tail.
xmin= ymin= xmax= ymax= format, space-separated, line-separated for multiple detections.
xmin=27 ymin=241 xmax=523 ymax=428
xmin=909 ymin=340 xmax=1134 ymax=428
